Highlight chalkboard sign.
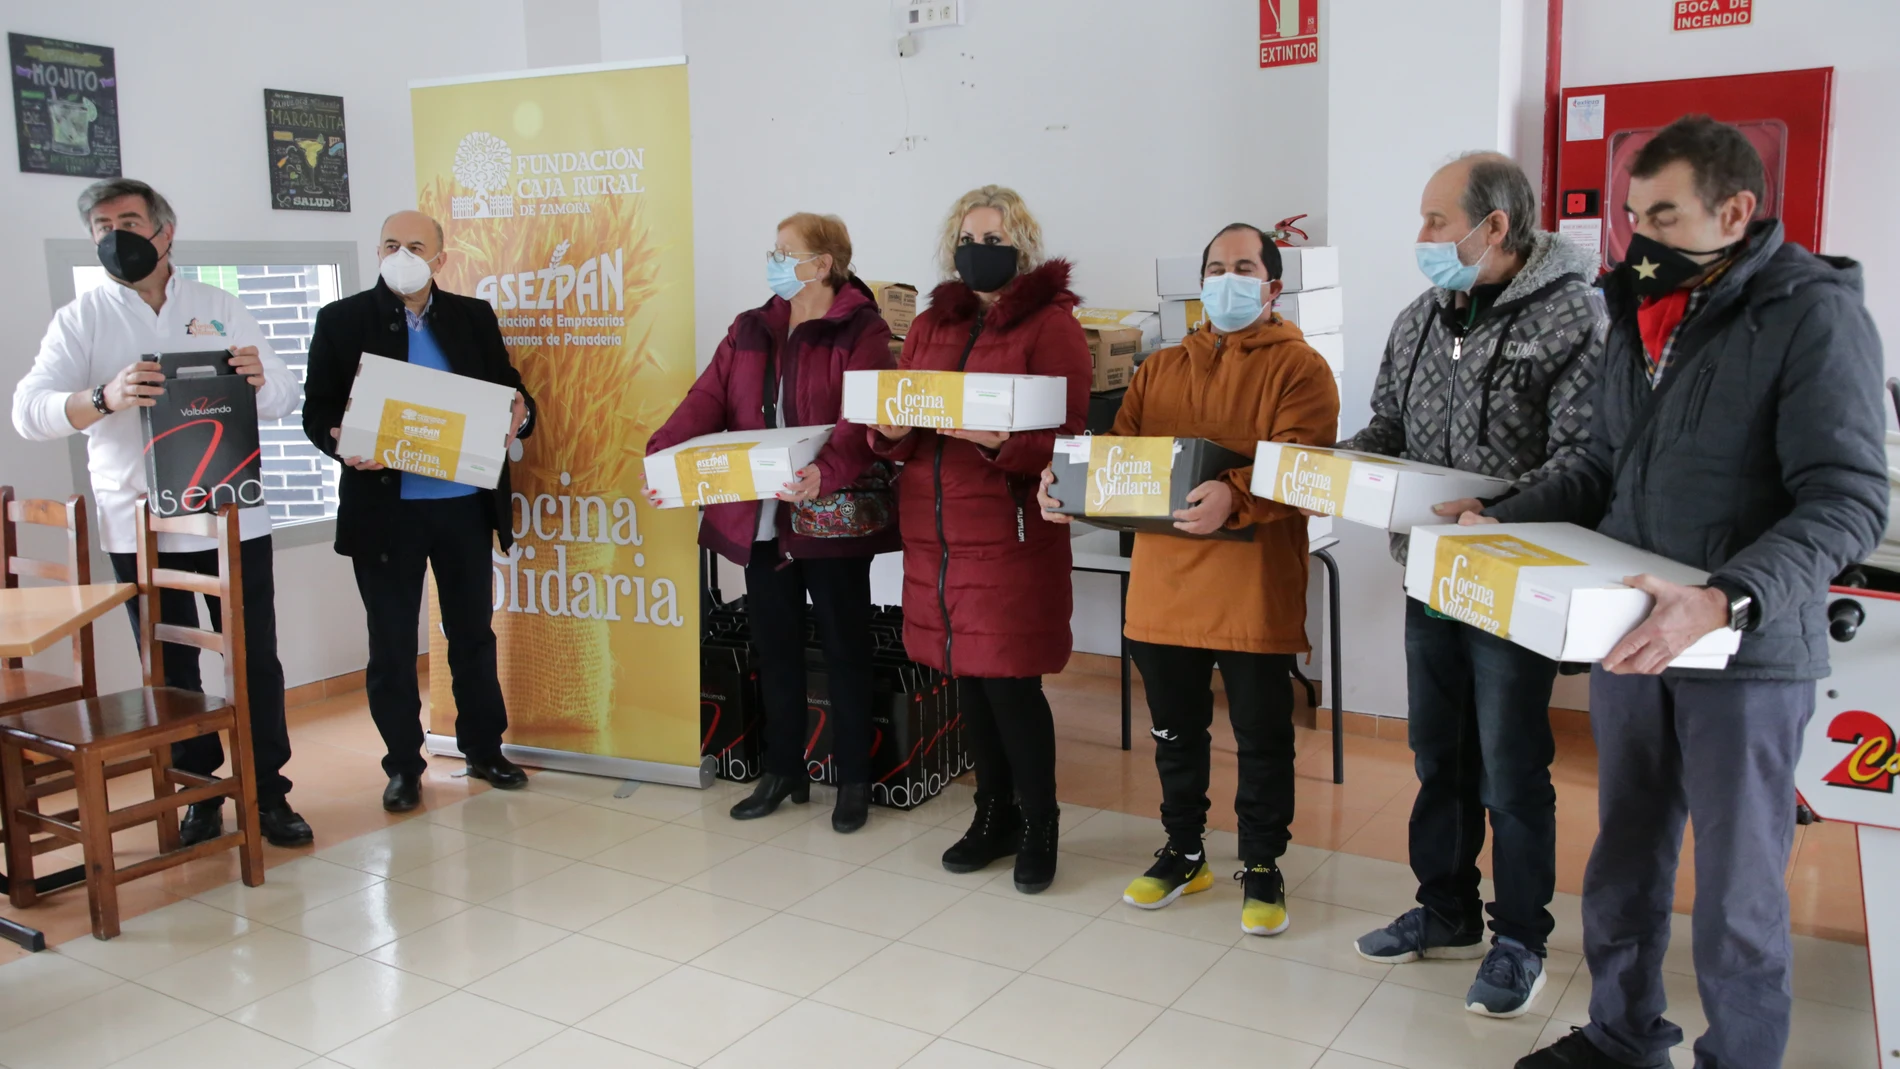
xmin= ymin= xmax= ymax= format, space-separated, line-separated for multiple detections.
xmin=10 ymin=33 xmax=121 ymax=179
xmin=264 ymin=89 xmax=350 ymax=212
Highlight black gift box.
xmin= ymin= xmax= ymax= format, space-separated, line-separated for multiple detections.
xmin=1048 ymin=436 xmax=1255 ymax=541
xmin=701 ymin=598 xmax=764 ymax=783
xmin=140 ymin=351 xmax=264 ymax=519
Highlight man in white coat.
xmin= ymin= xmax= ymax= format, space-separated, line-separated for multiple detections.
xmin=11 ymin=178 xmax=312 ymax=847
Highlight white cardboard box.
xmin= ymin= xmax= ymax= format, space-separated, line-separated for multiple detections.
xmin=842 ymin=369 xmax=1067 ymax=431
xmin=1155 ymin=256 xmax=1201 ymax=300
xmin=643 ymin=426 xmax=833 ymax=509
xmin=336 ymin=354 xmax=516 ymax=489
xmin=1158 ymin=298 xmax=1202 ymax=343
xmin=1306 ymin=331 xmax=1345 ymax=377
xmin=1273 ymin=287 xmax=1344 ymax=334
xmin=1404 ymin=522 xmax=1741 ymax=669
xmin=1278 ymin=246 xmax=1340 ymax=292
xmin=1074 ymin=307 xmax=1161 ymax=350
xmin=1250 ymin=443 xmax=1511 ymax=533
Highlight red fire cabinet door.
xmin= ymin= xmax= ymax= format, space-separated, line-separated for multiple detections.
xmin=1556 ymin=68 xmax=1833 ymax=273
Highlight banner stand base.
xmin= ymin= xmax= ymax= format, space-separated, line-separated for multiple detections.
xmin=425 ymin=733 xmax=713 ymax=789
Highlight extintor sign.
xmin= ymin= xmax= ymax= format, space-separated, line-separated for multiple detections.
xmin=1259 ymin=0 xmax=1320 ymax=69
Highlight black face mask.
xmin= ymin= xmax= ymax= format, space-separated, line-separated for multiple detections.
xmin=1619 ymin=230 xmax=1735 ymax=298
xmin=954 ymin=242 xmax=1019 ymax=293
xmin=97 ymin=228 xmax=164 ymax=283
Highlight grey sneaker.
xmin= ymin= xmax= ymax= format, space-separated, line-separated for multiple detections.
xmin=1354 ymin=906 xmax=1484 ymax=964
xmin=1467 ymin=937 xmax=1546 ymax=1018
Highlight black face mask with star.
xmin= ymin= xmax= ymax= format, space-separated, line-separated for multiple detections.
xmin=1619 ymin=230 xmax=1736 ymax=298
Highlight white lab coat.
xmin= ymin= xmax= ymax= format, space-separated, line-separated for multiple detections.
xmin=12 ymin=272 xmax=297 ymax=553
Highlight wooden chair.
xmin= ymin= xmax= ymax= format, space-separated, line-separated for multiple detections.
xmin=0 ymin=502 xmax=263 ymax=939
xmin=1 ymin=486 xmax=98 ymax=712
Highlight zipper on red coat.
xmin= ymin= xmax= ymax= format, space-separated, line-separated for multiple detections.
xmin=937 ymin=313 xmax=986 ymax=676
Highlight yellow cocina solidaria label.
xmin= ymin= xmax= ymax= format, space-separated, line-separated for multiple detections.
xmin=377 ymin=399 xmax=467 ymax=481
xmin=674 ymin=443 xmax=759 ymax=506
xmin=877 ymin=370 xmax=966 ymax=428
xmin=1086 ymin=437 xmax=1174 ymax=516
xmin=1430 ymin=534 xmax=1585 ymax=637
xmin=1274 ymin=447 xmax=1356 ymax=515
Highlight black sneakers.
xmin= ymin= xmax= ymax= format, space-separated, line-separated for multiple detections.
xmin=1122 ymin=843 xmax=1214 ymax=909
xmin=1014 ymin=810 xmax=1059 ymax=894
xmin=1516 ymin=1028 xmax=1670 ymax=1069
xmin=942 ymin=796 xmax=1021 ymax=874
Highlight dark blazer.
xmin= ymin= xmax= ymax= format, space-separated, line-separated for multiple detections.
xmin=302 ymin=278 xmax=537 ymax=558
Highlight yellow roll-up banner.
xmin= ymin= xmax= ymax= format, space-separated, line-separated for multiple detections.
xmin=412 ymin=60 xmax=699 ymax=771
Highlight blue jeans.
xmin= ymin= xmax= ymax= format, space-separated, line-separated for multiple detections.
xmin=1403 ymin=598 xmax=1559 ymax=953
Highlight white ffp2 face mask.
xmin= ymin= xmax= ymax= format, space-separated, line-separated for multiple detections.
xmin=380 ymin=247 xmax=437 ymax=295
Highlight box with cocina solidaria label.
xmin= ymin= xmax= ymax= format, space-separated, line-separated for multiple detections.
xmin=1047 ymin=435 xmax=1255 ymax=541
xmin=336 ymin=354 xmax=516 ymax=489
xmin=1273 ymin=287 xmax=1344 ymax=334
xmin=643 ymin=426 xmax=834 ymax=509
xmin=1404 ymin=523 xmax=1741 ymax=669
xmin=841 ymin=369 xmax=1068 ymax=432
xmin=1250 ymin=443 xmax=1511 ymax=533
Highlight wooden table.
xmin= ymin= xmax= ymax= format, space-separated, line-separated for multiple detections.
xmin=0 ymin=582 xmax=132 ymax=951
xmin=0 ymin=584 xmax=136 ymax=658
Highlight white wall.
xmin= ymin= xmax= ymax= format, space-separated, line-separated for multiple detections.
xmin=1563 ymin=0 xmax=1900 ymax=375
xmin=0 ymin=0 xmax=529 ymax=692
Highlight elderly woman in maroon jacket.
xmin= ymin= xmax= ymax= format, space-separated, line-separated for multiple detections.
xmin=647 ymin=212 xmax=897 ymax=834
xmin=871 ymin=185 xmax=1091 ymax=893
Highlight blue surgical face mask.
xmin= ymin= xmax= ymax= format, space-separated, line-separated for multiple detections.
xmin=1199 ymin=272 xmax=1267 ymax=333
xmin=1414 ymin=222 xmax=1491 ymax=292
xmin=767 ymin=251 xmax=816 ymax=300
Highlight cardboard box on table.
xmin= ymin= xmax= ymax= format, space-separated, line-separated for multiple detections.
xmin=1074 ymin=307 xmax=1160 ymax=350
xmin=866 ymin=281 xmax=918 ymax=338
xmin=1079 ymin=326 xmax=1139 ymax=393
xmin=842 ymin=370 xmax=1067 ymax=432
xmin=1250 ymin=443 xmax=1512 ymax=533
xmin=1273 ymin=287 xmax=1344 ymax=334
xmin=335 ymin=353 xmax=515 ymax=489
xmin=1158 ymin=299 xmax=1203 ymax=343
xmin=643 ymin=426 xmax=833 ymax=509
xmin=1047 ymin=435 xmax=1254 ymax=542
xmin=141 ymin=350 xmax=263 ymax=518
xmin=1404 ymin=522 xmax=1742 ymax=670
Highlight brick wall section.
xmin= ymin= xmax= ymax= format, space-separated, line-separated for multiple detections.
xmin=216 ymin=265 xmax=344 ymax=524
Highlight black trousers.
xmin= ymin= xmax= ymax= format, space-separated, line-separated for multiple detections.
xmin=958 ymin=676 xmax=1058 ymax=817
xmin=744 ymin=542 xmax=876 ymax=782
xmin=1129 ymin=639 xmax=1296 ymax=864
xmin=352 ymin=495 xmax=508 ymax=778
xmin=110 ymin=535 xmax=292 ymax=804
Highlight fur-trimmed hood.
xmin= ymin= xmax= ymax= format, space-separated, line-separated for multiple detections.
xmin=926 ymin=259 xmax=1079 ymax=330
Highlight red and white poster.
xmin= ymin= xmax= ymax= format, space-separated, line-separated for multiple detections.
xmin=1673 ymin=0 xmax=1753 ymax=32
xmin=1260 ymin=0 xmax=1319 ymax=69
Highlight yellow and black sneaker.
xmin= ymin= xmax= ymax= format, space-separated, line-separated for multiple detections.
xmin=1122 ymin=843 xmax=1213 ymax=910
xmin=1237 ymin=863 xmax=1290 ymax=936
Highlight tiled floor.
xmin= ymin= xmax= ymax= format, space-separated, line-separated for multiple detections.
xmin=0 ymin=668 xmax=1879 ymax=1068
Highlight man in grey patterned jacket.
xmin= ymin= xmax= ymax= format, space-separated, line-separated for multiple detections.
xmin=1348 ymin=153 xmax=1608 ymax=1020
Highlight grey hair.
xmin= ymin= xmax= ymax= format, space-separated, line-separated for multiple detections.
xmin=1457 ymin=152 xmax=1537 ymax=257
xmin=76 ymin=178 xmax=176 ymax=231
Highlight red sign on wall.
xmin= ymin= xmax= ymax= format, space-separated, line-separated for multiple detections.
xmin=1674 ymin=0 xmax=1753 ymax=31
xmin=1260 ymin=0 xmax=1319 ymax=69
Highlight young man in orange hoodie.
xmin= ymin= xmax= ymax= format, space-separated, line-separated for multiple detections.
xmin=1038 ymin=223 xmax=1339 ymax=935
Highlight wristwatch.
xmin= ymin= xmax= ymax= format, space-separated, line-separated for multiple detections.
xmin=1706 ymin=578 xmax=1757 ymax=633
xmin=90 ymin=384 xmax=112 ymax=415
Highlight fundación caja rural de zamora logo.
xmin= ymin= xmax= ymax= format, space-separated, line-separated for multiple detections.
xmin=451 ymin=130 xmax=651 ymax=220
xmin=453 ymin=132 xmax=515 ymax=219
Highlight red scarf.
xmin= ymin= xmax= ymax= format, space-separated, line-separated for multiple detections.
xmin=1636 ymin=289 xmax=1692 ymax=370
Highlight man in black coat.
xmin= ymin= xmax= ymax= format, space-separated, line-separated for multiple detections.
xmin=303 ymin=210 xmax=537 ymax=811
xmin=1494 ymin=118 xmax=1887 ymax=1069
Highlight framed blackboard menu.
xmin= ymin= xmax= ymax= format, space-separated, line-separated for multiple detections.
xmin=264 ymin=89 xmax=350 ymax=212
xmin=10 ymin=33 xmax=121 ymax=179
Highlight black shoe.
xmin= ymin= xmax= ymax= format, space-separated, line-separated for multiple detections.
xmin=832 ymin=783 xmax=869 ymax=834
xmin=466 ymin=753 xmax=527 ymax=790
xmin=1517 ymin=1027 xmax=1667 ymax=1069
xmin=383 ymin=773 xmax=423 ymax=813
xmin=1014 ymin=809 xmax=1059 ymax=894
xmin=942 ymin=796 xmax=1021 ymax=874
xmin=178 ymin=800 xmax=224 ymax=847
xmin=259 ymin=801 xmax=314 ymax=847
xmin=730 ymin=773 xmax=810 ymax=820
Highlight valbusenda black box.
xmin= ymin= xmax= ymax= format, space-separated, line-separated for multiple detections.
xmin=140 ymin=350 xmax=264 ymax=518
xmin=1048 ymin=435 xmax=1254 ymax=541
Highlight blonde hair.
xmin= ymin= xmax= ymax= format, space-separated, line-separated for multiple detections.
xmin=777 ymin=211 xmax=853 ymax=290
xmin=936 ymin=185 xmax=1046 ymax=279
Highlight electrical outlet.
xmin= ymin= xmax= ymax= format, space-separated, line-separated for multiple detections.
xmin=903 ymin=1 xmax=963 ymax=30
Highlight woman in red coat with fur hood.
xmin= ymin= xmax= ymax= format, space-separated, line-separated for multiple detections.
xmin=869 ymin=185 xmax=1091 ymax=894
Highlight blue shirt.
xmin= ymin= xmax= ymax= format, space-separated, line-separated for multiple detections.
xmin=400 ymin=306 xmax=480 ymax=500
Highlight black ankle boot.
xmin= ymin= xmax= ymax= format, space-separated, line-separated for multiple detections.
xmin=942 ymin=795 xmax=1021 ymax=874
xmin=1014 ymin=809 xmax=1059 ymax=894
xmin=832 ymin=783 xmax=869 ymax=833
xmin=729 ymin=773 xmax=810 ymax=820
